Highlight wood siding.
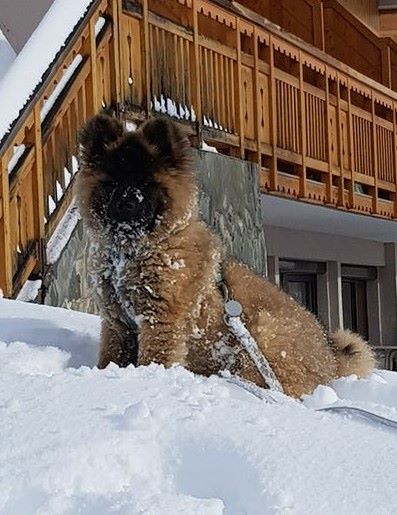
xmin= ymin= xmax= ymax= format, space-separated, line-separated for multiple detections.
xmin=338 ymin=0 xmax=380 ymax=32
xmin=2 ymin=0 xmax=397 ymax=297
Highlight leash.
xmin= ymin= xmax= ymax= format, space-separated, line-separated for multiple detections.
xmin=316 ymin=405 xmax=397 ymax=430
xmin=220 ymin=281 xmax=284 ymax=394
xmin=220 ymin=371 xmax=283 ymax=404
xmin=222 ymin=373 xmax=397 ymax=430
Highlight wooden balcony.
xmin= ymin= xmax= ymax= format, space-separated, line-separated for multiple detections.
xmin=2 ymin=0 xmax=397 ymax=297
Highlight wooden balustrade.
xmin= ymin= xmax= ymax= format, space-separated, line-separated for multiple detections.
xmin=0 ymin=0 xmax=115 ymax=297
xmin=2 ymin=0 xmax=397 ymax=297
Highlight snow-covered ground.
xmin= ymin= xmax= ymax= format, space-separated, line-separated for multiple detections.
xmin=0 ymin=297 xmax=396 ymax=514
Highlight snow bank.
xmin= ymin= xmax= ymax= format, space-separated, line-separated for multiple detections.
xmin=0 ymin=298 xmax=396 ymax=514
xmin=0 ymin=0 xmax=93 ymax=141
xmin=0 ymin=340 xmax=70 ymax=376
xmin=0 ymin=298 xmax=99 ymax=367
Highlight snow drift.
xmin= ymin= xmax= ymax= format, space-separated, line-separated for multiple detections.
xmin=0 ymin=298 xmax=396 ymax=514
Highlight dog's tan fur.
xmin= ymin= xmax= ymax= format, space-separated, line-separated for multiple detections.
xmin=77 ymin=114 xmax=376 ymax=397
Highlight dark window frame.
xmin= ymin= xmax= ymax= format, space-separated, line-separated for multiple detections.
xmin=280 ymin=272 xmax=318 ymax=315
xmin=342 ymin=277 xmax=369 ymax=340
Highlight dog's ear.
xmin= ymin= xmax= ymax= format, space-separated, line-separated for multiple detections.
xmin=79 ymin=114 xmax=124 ymax=166
xmin=139 ymin=117 xmax=191 ymax=170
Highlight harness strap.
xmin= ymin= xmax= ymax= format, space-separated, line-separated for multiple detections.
xmin=219 ymin=280 xmax=284 ymax=394
xmin=220 ymin=372 xmax=282 ymax=404
xmin=225 ymin=313 xmax=284 ymax=393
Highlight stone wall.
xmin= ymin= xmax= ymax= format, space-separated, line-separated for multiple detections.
xmin=43 ymin=220 xmax=98 ymax=314
xmin=197 ymin=150 xmax=267 ymax=276
xmin=42 ymin=149 xmax=267 ymax=312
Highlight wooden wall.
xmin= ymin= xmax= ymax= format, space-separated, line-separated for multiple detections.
xmin=239 ymin=0 xmax=397 ymax=92
xmin=338 ymin=0 xmax=380 ymax=32
xmin=380 ymin=9 xmax=397 ymax=38
xmin=0 ymin=0 xmax=117 ymax=297
xmin=323 ymin=1 xmax=385 ymax=85
xmin=2 ymin=0 xmax=397 ymax=297
xmin=238 ymin=0 xmax=323 ymax=48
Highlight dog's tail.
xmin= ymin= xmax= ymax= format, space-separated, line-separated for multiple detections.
xmin=329 ymin=329 xmax=376 ymax=379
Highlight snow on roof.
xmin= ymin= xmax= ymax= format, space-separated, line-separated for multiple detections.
xmin=0 ymin=0 xmax=94 ymax=144
xmin=0 ymin=297 xmax=397 ymax=513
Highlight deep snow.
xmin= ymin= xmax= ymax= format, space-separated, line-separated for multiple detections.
xmin=0 ymin=298 xmax=396 ymax=514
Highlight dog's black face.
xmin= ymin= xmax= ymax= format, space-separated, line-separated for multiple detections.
xmin=79 ymin=115 xmax=190 ymax=236
xmin=90 ymin=179 xmax=163 ymax=236
xmin=103 ymin=135 xmax=156 ymax=184
xmin=89 ymin=133 xmax=165 ymax=233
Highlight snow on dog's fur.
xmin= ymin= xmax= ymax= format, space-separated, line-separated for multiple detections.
xmin=76 ymin=114 xmax=375 ymax=397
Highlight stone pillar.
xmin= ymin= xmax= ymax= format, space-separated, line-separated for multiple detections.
xmin=197 ymin=150 xmax=268 ymax=276
xmin=317 ymin=271 xmax=331 ymax=330
xmin=378 ymin=242 xmax=397 ymax=347
xmin=267 ymin=256 xmax=279 ymax=285
xmin=367 ymin=277 xmax=382 ymax=346
xmin=327 ymin=261 xmax=343 ymax=331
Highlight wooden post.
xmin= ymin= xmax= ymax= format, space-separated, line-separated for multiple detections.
xmin=324 ymin=66 xmax=332 ymax=203
xmin=381 ymin=45 xmax=391 ymax=90
xmin=192 ymin=0 xmax=202 ymax=126
xmin=253 ymin=27 xmax=261 ymax=166
xmin=336 ymin=73 xmax=345 ymax=207
xmin=32 ymin=105 xmax=45 ymax=242
xmin=84 ymin=17 xmax=99 ymax=116
xmin=298 ymin=53 xmax=307 ymax=198
xmin=236 ymin=18 xmax=244 ymax=159
xmin=393 ymin=103 xmax=397 ymax=218
xmin=110 ymin=0 xmax=122 ymax=104
xmin=371 ymin=94 xmax=379 ymax=215
xmin=314 ymin=1 xmax=325 ymax=51
xmin=269 ymin=36 xmax=278 ymax=191
xmin=0 ymin=154 xmax=12 ymax=297
xmin=347 ymin=79 xmax=355 ymax=210
xmin=142 ymin=0 xmax=151 ymax=116
xmin=90 ymin=16 xmax=99 ymax=112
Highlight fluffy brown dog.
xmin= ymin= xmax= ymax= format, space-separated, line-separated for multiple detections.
xmin=76 ymin=114 xmax=375 ymax=397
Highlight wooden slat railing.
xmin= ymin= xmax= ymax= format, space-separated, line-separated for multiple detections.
xmin=2 ymin=0 xmax=397 ymax=298
xmin=0 ymin=0 xmax=115 ymax=297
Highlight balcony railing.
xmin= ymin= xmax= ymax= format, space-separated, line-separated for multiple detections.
xmin=2 ymin=0 xmax=397 ymax=297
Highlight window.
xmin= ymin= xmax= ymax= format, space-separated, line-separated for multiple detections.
xmin=342 ymin=278 xmax=368 ymax=339
xmin=281 ymin=273 xmax=318 ymax=314
xmin=279 ymin=260 xmax=325 ymax=315
xmin=341 ymin=265 xmax=375 ymax=340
